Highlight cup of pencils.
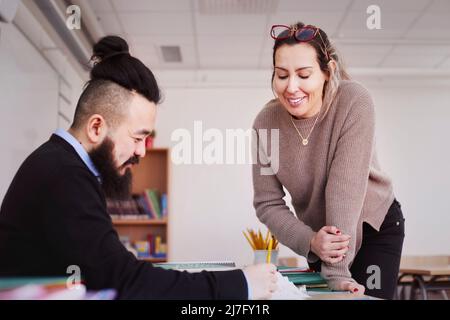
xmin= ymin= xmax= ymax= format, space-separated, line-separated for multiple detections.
xmin=243 ymin=228 xmax=279 ymax=265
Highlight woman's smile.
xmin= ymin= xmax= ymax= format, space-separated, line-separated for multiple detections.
xmin=285 ymin=95 xmax=308 ymax=108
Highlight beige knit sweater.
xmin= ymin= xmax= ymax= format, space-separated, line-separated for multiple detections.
xmin=252 ymin=80 xmax=395 ymax=289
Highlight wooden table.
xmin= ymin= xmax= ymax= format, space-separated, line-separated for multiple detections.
xmin=398 ymin=256 xmax=450 ymax=300
xmin=400 ymin=266 xmax=450 ymax=276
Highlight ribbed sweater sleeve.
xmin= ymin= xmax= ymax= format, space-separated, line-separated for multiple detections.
xmin=252 ymin=125 xmax=316 ymax=258
xmin=321 ymin=88 xmax=375 ymax=289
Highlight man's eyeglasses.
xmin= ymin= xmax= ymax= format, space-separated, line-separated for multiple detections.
xmin=270 ymin=24 xmax=330 ymax=61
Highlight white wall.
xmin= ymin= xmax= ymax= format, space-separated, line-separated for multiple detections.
xmin=370 ymin=83 xmax=450 ymax=255
xmin=152 ymin=77 xmax=450 ymax=266
xmin=0 ymin=4 xmax=84 ymax=201
xmin=0 ymin=21 xmax=59 ymax=200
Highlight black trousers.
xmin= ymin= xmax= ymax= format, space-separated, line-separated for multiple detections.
xmin=310 ymin=199 xmax=405 ymax=299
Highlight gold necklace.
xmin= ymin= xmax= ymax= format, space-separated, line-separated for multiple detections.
xmin=290 ymin=107 xmax=321 ymax=146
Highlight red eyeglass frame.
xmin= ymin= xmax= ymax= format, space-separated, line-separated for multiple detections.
xmin=270 ymin=24 xmax=330 ymax=61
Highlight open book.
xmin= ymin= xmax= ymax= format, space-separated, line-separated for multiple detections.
xmin=154 ymin=261 xmax=237 ymax=272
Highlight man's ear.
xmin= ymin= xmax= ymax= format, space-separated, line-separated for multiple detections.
xmin=85 ymin=114 xmax=108 ymax=144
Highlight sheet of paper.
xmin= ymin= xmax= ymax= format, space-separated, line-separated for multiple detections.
xmin=270 ymin=272 xmax=310 ymax=300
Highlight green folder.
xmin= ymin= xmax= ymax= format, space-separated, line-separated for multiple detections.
xmin=283 ymin=272 xmax=327 ymax=285
xmin=276 ymin=267 xmax=327 ymax=286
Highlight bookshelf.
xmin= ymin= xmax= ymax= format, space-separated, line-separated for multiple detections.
xmin=110 ymin=148 xmax=169 ymax=262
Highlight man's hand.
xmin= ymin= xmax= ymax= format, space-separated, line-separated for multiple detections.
xmin=242 ymin=263 xmax=277 ymax=300
xmin=310 ymin=226 xmax=351 ymax=264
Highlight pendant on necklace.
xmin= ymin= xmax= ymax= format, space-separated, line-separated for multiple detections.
xmin=302 ymin=139 xmax=308 ymax=146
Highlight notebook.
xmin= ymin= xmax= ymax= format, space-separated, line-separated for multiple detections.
xmin=154 ymin=261 xmax=237 ymax=272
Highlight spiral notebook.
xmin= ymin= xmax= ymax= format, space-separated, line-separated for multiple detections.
xmin=154 ymin=261 xmax=237 ymax=272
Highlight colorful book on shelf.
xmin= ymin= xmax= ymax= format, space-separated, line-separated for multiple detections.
xmin=147 ymin=234 xmax=154 ymax=255
xmin=160 ymin=193 xmax=168 ymax=217
xmin=143 ymin=190 xmax=159 ymax=219
xmin=122 ymin=198 xmax=141 ymax=218
xmin=135 ymin=235 xmax=166 ymax=259
xmin=154 ymin=235 xmax=162 ymax=255
xmin=134 ymin=240 xmax=151 ymax=258
xmin=106 ymin=199 xmax=121 ymax=218
xmin=147 ymin=195 xmax=157 ymax=219
xmin=136 ymin=194 xmax=155 ymax=219
xmin=107 ymin=198 xmax=149 ymax=219
xmin=146 ymin=189 xmax=161 ymax=219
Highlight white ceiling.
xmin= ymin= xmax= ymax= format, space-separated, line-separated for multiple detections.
xmin=89 ymin=0 xmax=450 ymax=71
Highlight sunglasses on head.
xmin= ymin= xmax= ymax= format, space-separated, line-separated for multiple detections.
xmin=270 ymin=24 xmax=330 ymax=62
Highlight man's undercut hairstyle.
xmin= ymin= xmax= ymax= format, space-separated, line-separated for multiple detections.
xmin=71 ymin=35 xmax=162 ymax=130
xmin=72 ymin=80 xmax=132 ymax=130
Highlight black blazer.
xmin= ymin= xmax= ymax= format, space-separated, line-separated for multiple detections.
xmin=0 ymin=134 xmax=247 ymax=299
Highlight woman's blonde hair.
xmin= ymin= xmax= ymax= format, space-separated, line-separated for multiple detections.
xmin=271 ymin=22 xmax=350 ymax=119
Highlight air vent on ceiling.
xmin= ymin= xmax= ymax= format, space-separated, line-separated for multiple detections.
xmin=160 ymin=45 xmax=182 ymax=63
xmin=197 ymin=0 xmax=274 ymax=15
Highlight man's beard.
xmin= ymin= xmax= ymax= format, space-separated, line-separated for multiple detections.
xmin=88 ymin=137 xmax=139 ymax=200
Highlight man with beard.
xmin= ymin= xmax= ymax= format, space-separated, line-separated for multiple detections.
xmin=0 ymin=36 xmax=277 ymax=299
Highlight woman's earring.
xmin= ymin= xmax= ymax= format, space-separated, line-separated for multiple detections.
xmin=271 ymin=84 xmax=278 ymax=99
xmin=272 ymin=89 xmax=278 ymax=99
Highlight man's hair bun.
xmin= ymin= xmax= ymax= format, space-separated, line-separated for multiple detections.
xmin=91 ymin=35 xmax=130 ymax=63
xmin=88 ymin=35 xmax=161 ymax=104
